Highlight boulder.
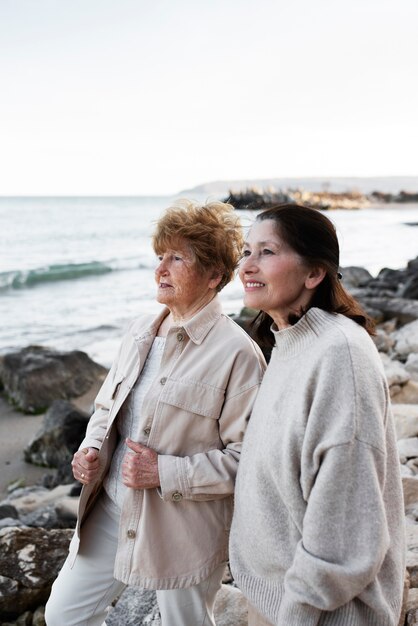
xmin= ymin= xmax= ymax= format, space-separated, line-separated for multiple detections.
xmin=0 ymin=526 xmax=72 ymax=620
xmin=214 ymin=584 xmax=248 ymax=626
xmin=358 ymin=297 xmax=418 ymax=326
xmin=380 ymin=354 xmax=410 ymax=389
xmin=105 ymin=588 xmax=159 ymax=626
xmin=393 ymin=320 xmax=418 ymax=358
xmin=24 ymin=400 xmax=89 ymax=478
xmin=407 ymin=525 xmax=418 ymax=589
xmin=403 ymin=476 xmax=418 ymax=507
xmin=340 ymin=266 xmax=373 ymax=290
xmin=398 ymin=438 xmax=418 ymax=460
xmin=372 ymin=327 xmax=396 ymax=353
xmin=392 ymin=382 xmax=418 ymax=405
xmin=406 ymin=355 xmax=418 ymax=381
xmin=393 ymin=405 xmax=418 ymax=440
xmin=0 ymin=346 xmax=107 ymax=413
xmin=0 ymin=484 xmax=78 ymax=530
xmin=106 ymin=583 xmax=247 ymax=626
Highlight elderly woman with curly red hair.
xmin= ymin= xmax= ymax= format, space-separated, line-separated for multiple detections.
xmin=46 ymin=200 xmax=266 ymax=626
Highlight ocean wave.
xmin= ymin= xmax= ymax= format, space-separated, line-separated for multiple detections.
xmin=0 ymin=261 xmax=113 ymax=291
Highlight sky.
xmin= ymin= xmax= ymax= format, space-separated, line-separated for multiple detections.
xmin=0 ymin=0 xmax=417 ymax=196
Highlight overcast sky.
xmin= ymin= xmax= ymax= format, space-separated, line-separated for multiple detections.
xmin=0 ymin=0 xmax=417 ymax=196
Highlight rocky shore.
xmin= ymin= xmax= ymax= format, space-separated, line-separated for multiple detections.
xmin=225 ymin=186 xmax=418 ymax=211
xmin=2 ymin=257 xmax=418 ymax=624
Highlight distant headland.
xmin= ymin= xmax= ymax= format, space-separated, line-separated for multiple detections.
xmin=180 ymin=176 xmax=418 ymax=197
xmin=224 ymin=187 xmax=418 ymax=211
xmin=180 ymin=176 xmax=418 ymax=211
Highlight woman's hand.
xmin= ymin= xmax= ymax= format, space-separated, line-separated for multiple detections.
xmin=122 ymin=438 xmax=160 ymax=489
xmin=71 ymin=447 xmax=100 ymax=485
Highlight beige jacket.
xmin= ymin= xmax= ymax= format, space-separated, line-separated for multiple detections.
xmin=69 ymin=296 xmax=266 ymax=589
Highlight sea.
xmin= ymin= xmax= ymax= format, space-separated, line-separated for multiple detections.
xmin=2 ymin=193 xmax=418 ymax=368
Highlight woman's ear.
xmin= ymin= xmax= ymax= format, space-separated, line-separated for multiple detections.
xmin=305 ymin=266 xmax=326 ymax=290
xmin=208 ymin=271 xmax=223 ymax=290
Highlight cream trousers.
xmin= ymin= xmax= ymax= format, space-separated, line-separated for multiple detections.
xmin=45 ymin=494 xmax=225 ymax=626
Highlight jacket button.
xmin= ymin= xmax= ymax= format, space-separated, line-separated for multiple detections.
xmin=172 ymin=491 xmax=183 ymax=502
xmin=160 ymin=377 xmax=167 ymax=385
xmin=176 ymin=333 xmax=184 ymax=342
xmin=143 ymin=427 xmax=151 ymax=436
xmin=127 ymin=529 xmax=136 ymax=539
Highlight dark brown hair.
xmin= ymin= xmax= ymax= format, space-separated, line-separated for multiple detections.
xmin=251 ymin=204 xmax=375 ymax=348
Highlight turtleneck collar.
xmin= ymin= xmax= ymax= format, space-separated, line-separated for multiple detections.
xmin=271 ymin=308 xmax=337 ymax=359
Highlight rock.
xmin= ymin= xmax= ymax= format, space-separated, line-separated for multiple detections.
xmin=393 ymin=320 xmax=418 ymax=357
xmin=398 ymin=438 xmax=418 ymax=459
xmin=214 ymin=584 xmax=248 ymax=626
xmin=393 ymin=405 xmax=418 ymax=440
xmin=358 ymin=297 xmax=418 ymax=325
xmin=0 ymin=485 xmax=78 ymax=531
xmin=407 ymin=355 xmax=418 ymax=381
xmin=105 ymin=588 xmax=159 ymax=626
xmin=380 ymin=354 xmax=410 ymax=389
xmin=32 ymin=605 xmax=46 ymax=626
xmin=340 ymin=266 xmax=373 ymax=290
xmin=0 ymin=526 xmax=72 ymax=620
xmin=403 ymin=476 xmax=418 ymax=507
xmin=0 ymin=345 xmax=107 ymax=413
xmin=400 ymin=571 xmax=411 ymax=626
xmin=393 ymin=381 xmax=418 ymax=405
xmin=3 ymin=484 xmax=73 ymax=514
xmin=0 ymin=503 xmax=19 ymax=520
xmin=407 ymin=459 xmax=418 ymax=475
xmin=105 ymin=582 xmax=247 ymax=626
xmin=24 ymin=400 xmax=89 ymax=479
xmin=372 ymin=327 xmax=395 ymax=353
xmin=407 ymin=526 xmax=418 ymax=588
xmin=0 ymin=517 xmax=26 ymax=529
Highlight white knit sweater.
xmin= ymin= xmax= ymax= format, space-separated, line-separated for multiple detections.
xmin=229 ymin=308 xmax=405 ymax=625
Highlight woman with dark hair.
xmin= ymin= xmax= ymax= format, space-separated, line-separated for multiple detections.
xmin=45 ymin=200 xmax=266 ymax=626
xmin=229 ymin=204 xmax=405 ymax=625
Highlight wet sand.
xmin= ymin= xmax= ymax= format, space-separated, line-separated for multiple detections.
xmin=0 ymin=385 xmax=99 ymax=501
xmin=0 ymin=395 xmax=47 ymax=500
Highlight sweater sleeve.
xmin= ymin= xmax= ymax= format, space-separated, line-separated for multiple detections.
xmin=278 ymin=438 xmax=390 ymax=623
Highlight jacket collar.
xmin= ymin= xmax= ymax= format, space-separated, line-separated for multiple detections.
xmin=131 ymin=296 xmax=223 ymax=346
xmin=180 ymin=295 xmax=223 ymax=345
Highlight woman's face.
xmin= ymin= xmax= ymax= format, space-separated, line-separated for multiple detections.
xmin=239 ymin=219 xmax=318 ymax=329
xmin=155 ymin=240 xmax=219 ymax=318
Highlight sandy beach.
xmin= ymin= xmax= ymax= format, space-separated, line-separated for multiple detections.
xmin=0 ymin=396 xmax=48 ymax=500
xmin=0 ymin=384 xmax=100 ymax=502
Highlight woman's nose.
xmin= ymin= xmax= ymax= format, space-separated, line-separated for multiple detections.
xmin=240 ymin=254 xmax=256 ymax=273
xmin=155 ymin=258 xmax=168 ymax=276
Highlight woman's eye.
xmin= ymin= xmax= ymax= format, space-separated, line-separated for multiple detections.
xmin=174 ymin=255 xmax=183 ymax=261
xmin=242 ymin=249 xmax=251 ymax=257
xmin=262 ymin=248 xmax=273 ymax=255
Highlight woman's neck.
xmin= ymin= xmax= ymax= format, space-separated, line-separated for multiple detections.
xmin=157 ymin=293 xmax=216 ymax=337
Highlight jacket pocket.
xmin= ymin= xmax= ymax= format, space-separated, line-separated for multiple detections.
xmin=160 ymin=378 xmax=225 ymax=420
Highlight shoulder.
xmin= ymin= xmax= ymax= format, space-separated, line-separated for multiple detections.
xmin=217 ymin=314 xmax=266 ymax=360
xmin=311 ymin=312 xmax=387 ymax=398
xmin=314 ymin=311 xmax=379 ymax=362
